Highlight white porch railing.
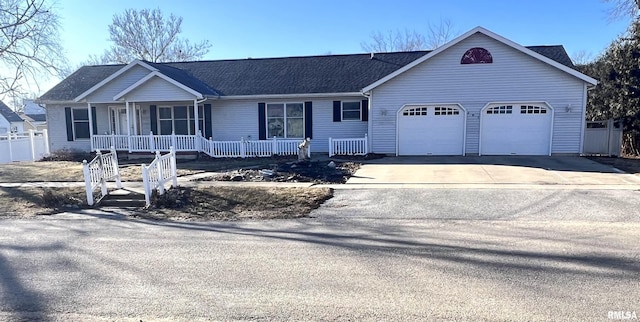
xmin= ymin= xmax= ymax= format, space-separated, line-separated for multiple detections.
xmin=82 ymin=147 xmax=122 ymax=206
xmin=0 ymin=130 xmax=50 ymax=164
xmin=141 ymin=147 xmax=178 ymax=206
xmin=93 ymin=132 xmax=308 ymax=158
xmin=329 ymin=134 xmax=368 ymax=157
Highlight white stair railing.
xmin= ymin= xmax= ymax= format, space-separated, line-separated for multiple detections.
xmin=141 ymin=147 xmax=178 ymax=206
xmin=82 ymin=146 xmax=122 ymax=206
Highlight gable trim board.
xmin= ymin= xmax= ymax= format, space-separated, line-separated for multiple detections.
xmin=395 ymin=103 xmax=467 ymax=156
xmin=361 ymin=26 xmax=597 ymax=94
xmin=479 ymin=102 xmax=554 ymax=156
xmin=113 ymin=71 xmax=203 ymax=101
xmin=75 ymin=60 xmax=158 ymax=102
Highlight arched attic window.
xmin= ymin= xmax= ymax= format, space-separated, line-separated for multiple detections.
xmin=461 ymin=47 xmax=493 ymax=64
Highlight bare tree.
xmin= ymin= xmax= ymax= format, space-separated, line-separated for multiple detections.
xmin=361 ymin=29 xmax=427 ymax=53
xmin=95 ymin=8 xmax=211 ymax=64
xmin=361 ymin=19 xmax=458 ymax=53
xmin=571 ymin=50 xmax=595 ymax=65
xmin=426 ymin=19 xmax=457 ymax=49
xmin=604 ymin=0 xmax=640 ymax=20
xmin=0 ymin=0 xmax=66 ymax=99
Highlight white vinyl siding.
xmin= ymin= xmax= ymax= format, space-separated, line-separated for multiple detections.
xmin=84 ymin=65 xmax=150 ymax=103
xmin=120 ymin=76 xmax=197 ymax=102
xmin=369 ymin=33 xmax=586 ymax=155
xmin=45 ymin=104 xmax=91 ymax=151
xmin=210 ymin=97 xmax=367 ymax=152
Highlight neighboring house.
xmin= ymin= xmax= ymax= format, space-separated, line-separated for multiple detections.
xmin=36 ymin=26 xmax=597 ymax=156
xmin=0 ymin=101 xmax=24 ymax=134
xmin=19 ymin=99 xmax=47 ymax=131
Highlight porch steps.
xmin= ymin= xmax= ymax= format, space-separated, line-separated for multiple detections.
xmin=99 ymin=189 xmax=146 ymax=208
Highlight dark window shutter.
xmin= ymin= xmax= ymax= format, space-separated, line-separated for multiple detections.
xmin=258 ymin=102 xmax=266 ymax=140
xmin=150 ymin=105 xmax=157 ymax=134
xmin=91 ymin=106 xmax=98 ymax=134
xmin=333 ymin=101 xmax=341 ymax=122
xmin=204 ymin=104 xmax=212 ymax=139
xmin=361 ymin=99 xmax=369 ymax=122
xmin=304 ymin=101 xmax=313 ymax=139
xmin=64 ymin=107 xmax=74 ymax=141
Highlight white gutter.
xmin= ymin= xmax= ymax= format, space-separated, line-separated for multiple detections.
xmin=217 ymin=92 xmax=365 ymax=100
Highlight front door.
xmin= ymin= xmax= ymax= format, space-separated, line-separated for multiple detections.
xmin=109 ymin=106 xmax=128 ymax=135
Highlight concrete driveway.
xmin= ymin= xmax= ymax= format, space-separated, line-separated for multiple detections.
xmin=347 ymin=156 xmax=640 ymax=186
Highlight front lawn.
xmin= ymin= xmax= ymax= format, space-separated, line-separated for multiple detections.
xmin=0 ymin=185 xmax=333 ymax=221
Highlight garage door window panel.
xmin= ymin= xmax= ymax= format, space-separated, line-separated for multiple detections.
xmin=520 ymin=105 xmax=547 ymax=114
xmin=486 ymin=105 xmax=512 ymax=115
xmin=402 ymin=107 xmax=428 ymax=116
xmin=434 ymin=107 xmax=460 ymax=116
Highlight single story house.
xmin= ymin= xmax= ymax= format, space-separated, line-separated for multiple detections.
xmin=0 ymin=101 xmax=24 ymax=135
xmin=37 ymin=26 xmax=597 ymax=156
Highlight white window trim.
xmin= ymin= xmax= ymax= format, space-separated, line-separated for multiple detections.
xmin=266 ymin=102 xmax=305 ymax=139
xmin=71 ymin=107 xmax=90 ymax=140
xmin=157 ymin=105 xmax=204 ymax=135
xmin=341 ymin=101 xmax=362 ymax=121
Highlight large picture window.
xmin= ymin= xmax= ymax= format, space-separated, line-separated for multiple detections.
xmin=72 ymin=108 xmax=90 ymax=139
xmin=157 ymin=105 xmax=204 ymax=135
xmin=267 ymin=103 xmax=304 ymax=138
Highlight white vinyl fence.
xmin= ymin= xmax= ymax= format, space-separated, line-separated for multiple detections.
xmin=199 ymin=136 xmax=307 ymax=158
xmin=82 ymin=147 xmax=122 ymax=206
xmin=584 ymin=119 xmax=623 ymax=156
xmin=0 ymin=130 xmax=49 ymax=163
xmin=141 ymin=147 xmax=178 ymax=206
xmin=329 ymin=134 xmax=368 ymax=157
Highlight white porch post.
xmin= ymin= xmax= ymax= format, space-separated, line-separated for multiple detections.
xmin=87 ymin=103 xmax=94 ymax=151
xmin=126 ymin=101 xmax=131 ymax=152
xmin=132 ymin=102 xmax=138 ymax=135
xmin=193 ymin=99 xmax=200 ymax=135
xmin=194 ymin=99 xmax=200 ymax=152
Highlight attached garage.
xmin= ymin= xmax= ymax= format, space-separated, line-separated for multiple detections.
xmin=480 ymin=103 xmax=553 ymax=155
xmin=397 ymin=104 xmax=466 ymax=155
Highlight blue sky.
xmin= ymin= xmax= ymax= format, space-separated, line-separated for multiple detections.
xmin=52 ymin=0 xmax=627 ymax=83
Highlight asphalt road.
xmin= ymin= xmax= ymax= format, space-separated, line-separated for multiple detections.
xmin=0 ymin=188 xmax=639 ymax=321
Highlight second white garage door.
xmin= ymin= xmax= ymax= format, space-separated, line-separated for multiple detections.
xmin=480 ymin=104 xmax=553 ymax=155
xmin=397 ymin=105 xmax=465 ymax=155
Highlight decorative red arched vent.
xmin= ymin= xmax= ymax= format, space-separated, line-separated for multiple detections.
xmin=461 ymin=47 xmax=493 ymax=64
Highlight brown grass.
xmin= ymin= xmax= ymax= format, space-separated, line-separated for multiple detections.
xmin=140 ymin=186 xmax=333 ymax=221
xmin=0 ymin=157 xmax=295 ymax=183
xmin=0 ymin=185 xmax=333 ymax=221
xmin=0 ymin=187 xmax=87 ymax=217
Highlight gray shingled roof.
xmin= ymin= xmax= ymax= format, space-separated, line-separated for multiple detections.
xmin=39 ymin=46 xmax=575 ymax=101
xmin=0 ymin=101 xmax=23 ymax=122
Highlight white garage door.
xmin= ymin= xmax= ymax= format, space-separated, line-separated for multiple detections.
xmin=481 ymin=104 xmax=552 ymax=155
xmin=398 ymin=105 xmax=465 ymax=155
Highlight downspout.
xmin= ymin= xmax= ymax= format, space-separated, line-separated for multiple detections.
xmin=361 ymin=91 xmax=372 ymax=154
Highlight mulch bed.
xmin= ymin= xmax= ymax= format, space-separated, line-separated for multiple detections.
xmin=196 ymin=160 xmax=361 ymax=184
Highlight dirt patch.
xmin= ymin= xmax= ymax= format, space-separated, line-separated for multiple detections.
xmin=137 ymin=186 xmax=333 ymax=221
xmin=197 ymin=160 xmax=360 ymax=184
xmin=588 ymin=156 xmax=640 ymax=175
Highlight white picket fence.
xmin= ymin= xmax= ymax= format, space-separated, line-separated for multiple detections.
xmin=141 ymin=147 xmax=178 ymax=206
xmin=584 ymin=119 xmax=623 ymax=156
xmin=329 ymin=134 xmax=368 ymax=157
xmin=82 ymin=147 xmax=122 ymax=206
xmin=0 ymin=130 xmax=49 ymax=163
